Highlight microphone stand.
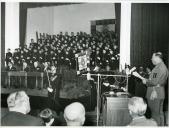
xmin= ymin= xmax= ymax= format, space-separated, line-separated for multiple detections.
xmin=46 ymin=69 xmax=53 ymax=92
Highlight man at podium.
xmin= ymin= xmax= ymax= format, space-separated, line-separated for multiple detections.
xmin=133 ymin=52 xmax=168 ymax=126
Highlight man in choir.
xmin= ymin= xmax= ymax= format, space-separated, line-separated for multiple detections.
xmin=22 ymin=61 xmax=29 ymax=72
xmin=64 ymin=102 xmax=85 ymax=126
xmin=5 ymin=61 xmax=18 ymax=88
xmin=1 ymin=91 xmax=44 ymax=126
xmin=5 ymin=48 xmax=12 ymax=66
xmin=13 ymin=49 xmax=20 ymax=67
xmin=42 ymin=61 xmax=51 ymax=89
xmin=19 ymin=61 xmax=30 ymax=88
xmin=38 ymin=49 xmax=44 ymax=63
xmin=43 ymin=61 xmax=51 ymax=72
xmin=128 ymin=97 xmax=157 ymax=126
xmin=6 ymin=61 xmax=16 ymax=71
xmin=31 ymin=61 xmax=41 ymax=72
xmin=29 ymin=61 xmax=42 ymax=89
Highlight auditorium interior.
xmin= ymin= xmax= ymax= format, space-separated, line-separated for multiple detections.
xmin=1 ymin=2 xmax=169 ymax=126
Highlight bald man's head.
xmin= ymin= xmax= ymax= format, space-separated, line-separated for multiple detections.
xmin=7 ymin=91 xmax=30 ymax=114
xmin=64 ymin=102 xmax=85 ymax=126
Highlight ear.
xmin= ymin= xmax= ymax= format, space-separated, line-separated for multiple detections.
xmin=81 ymin=116 xmax=85 ymax=125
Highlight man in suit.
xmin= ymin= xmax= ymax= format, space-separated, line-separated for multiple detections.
xmin=31 ymin=61 xmax=41 ymax=72
xmin=5 ymin=61 xmax=18 ymax=88
xmin=128 ymin=97 xmax=157 ymax=126
xmin=6 ymin=61 xmax=16 ymax=71
xmin=1 ymin=91 xmax=44 ymax=126
xmin=22 ymin=61 xmax=30 ymax=72
xmin=5 ymin=48 xmax=12 ymax=66
xmin=136 ymin=52 xmax=168 ymax=126
xmin=29 ymin=61 xmax=42 ymax=89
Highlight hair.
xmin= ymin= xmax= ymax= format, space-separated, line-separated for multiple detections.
xmin=64 ymin=102 xmax=85 ymax=126
xmin=154 ymin=52 xmax=163 ymax=60
xmin=128 ymin=97 xmax=147 ymax=117
xmin=7 ymin=91 xmax=29 ymax=110
xmin=39 ymin=108 xmax=53 ymax=123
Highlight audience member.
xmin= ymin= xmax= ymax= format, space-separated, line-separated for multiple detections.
xmin=39 ymin=108 xmax=56 ymax=126
xmin=1 ymin=91 xmax=44 ymax=126
xmin=64 ymin=102 xmax=85 ymax=126
xmin=128 ymin=97 xmax=157 ymax=126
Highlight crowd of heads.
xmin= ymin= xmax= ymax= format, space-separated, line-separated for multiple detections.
xmin=6 ymin=31 xmax=119 ymax=71
xmin=3 ymin=90 xmax=86 ymax=126
xmin=2 ymin=90 xmax=158 ymax=126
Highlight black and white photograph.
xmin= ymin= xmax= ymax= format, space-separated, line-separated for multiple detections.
xmin=0 ymin=0 xmax=169 ymax=126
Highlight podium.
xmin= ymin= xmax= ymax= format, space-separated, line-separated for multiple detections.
xmin=82 ymin=72 xmax=130 ymax=126
xmin=102 ymin=93 xmax=132 ymax=126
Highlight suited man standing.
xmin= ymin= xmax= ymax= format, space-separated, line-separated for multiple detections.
xmin=2 ymin=91 xmax=44 ymax=126
xmin=6 ymin=61 xmax=18 ymax=88
xmin=137 ymin=52 xmax=168 ymax=126
xmin=5 ymin=48 xmax=12 ymax=66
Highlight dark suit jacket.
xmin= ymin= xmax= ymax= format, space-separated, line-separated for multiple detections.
xmin=6 ymin=66 xmax=16 ymax=71
xmin=128 ymin=116 xmax=157 ymax=126
xmin=1 ymin=111 xmax=44 ymax=126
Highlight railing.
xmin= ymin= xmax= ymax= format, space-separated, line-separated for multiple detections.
xmin=1 ymin=71 xmax=47 ymax=89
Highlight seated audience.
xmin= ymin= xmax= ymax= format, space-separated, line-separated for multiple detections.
xmin=64 ymin=102 xmax=85 ymax=126
xmin=128 ymin=97 xmax=157 ymax=126
xmin=1 ymin=91 xmax=44 ymax=126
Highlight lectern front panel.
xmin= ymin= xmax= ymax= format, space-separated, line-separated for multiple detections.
xmin=102 ymin=96 xmax=132 ymax=126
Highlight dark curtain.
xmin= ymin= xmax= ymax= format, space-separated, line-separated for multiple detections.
xmin=115 ymin=3 xmax=121 ymax=45
xmin=1 ymin=2 xmax=5 ymax=71
xmin=130 ymin=4 xmax=169 ymax=112
xmin=130 ymin=4 xmax=169 ymax=68
xmin=19 ymin=4 xmax=27 ymax=47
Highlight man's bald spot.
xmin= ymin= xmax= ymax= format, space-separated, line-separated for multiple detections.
xmin=64 ymin=102 xmax=85 ymax=121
